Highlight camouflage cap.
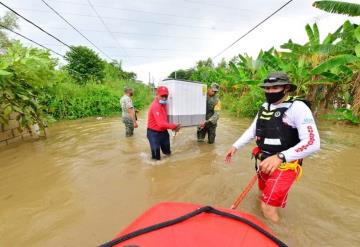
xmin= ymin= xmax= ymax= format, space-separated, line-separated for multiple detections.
xmin=211 ymin=82 xmax=219 ymax=92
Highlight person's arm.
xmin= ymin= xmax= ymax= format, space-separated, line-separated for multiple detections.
xmin=128 ymin=107 xmax=138 ymax=127
xmin=233 ymin=116 xmax=257 ymax=149
xmin=152 ymin=106 xmax=178 ymax=130
xmin=281 ymin=101 xmax=320 ymax=161
xmin=224 ymin=116 xmax=257 ymax=163
xmin=126 ymin=98 xmax=138 ymax=127
xmin=206 ymin=100 xmax=221 ymax=125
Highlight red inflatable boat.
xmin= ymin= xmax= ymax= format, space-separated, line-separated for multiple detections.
xmin=100 ymin=202 xmax=287 ymax=247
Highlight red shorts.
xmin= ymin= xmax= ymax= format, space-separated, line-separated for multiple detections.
xmin=257 ymin=169 xmax=298 ymax=208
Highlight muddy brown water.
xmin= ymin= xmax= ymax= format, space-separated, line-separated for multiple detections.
xmin=0 ymin=114 xmax=359 ymax=246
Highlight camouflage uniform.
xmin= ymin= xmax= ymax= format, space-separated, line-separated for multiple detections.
xmin=197 ymin=83 xmax=221 ymax=144
xmin=120 ymin=95 xmax=134 ymax=137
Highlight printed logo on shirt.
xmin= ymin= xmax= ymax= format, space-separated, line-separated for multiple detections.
xmin=274 ymin=111 xmax=281 ymax=117
xmin=295 ymin=126 xmax=315 ymax=153
xmin=302 ymin=117 xmax=314 ymax=124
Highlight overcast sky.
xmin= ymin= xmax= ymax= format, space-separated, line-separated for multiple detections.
xmin=0 ymin=0 xmax=358 ymax=84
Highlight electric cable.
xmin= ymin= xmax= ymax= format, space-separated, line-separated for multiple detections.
xmin=0 ymin=23 xmax=64 ymax=57
xmin=85 ymin=0 xmax=130 ymax=60
xmin=0 ymin=1 xmax=72 ymax=49
xmin=213 ymin=0 xmax=294 ymax=59
xmin=41 ymin=0 xmax=113 ymax=60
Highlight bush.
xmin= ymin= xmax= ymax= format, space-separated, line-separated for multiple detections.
xmin=39 ymin=76 xmax=153 ymax=120
xmin=322 ymin=108 xmax=359 ymax=124
xmin=221 ymin=86 xmax=264 ymax=118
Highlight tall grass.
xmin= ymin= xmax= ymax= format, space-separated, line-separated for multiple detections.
xmin=39 ymin=74 xmax=153 ymax=120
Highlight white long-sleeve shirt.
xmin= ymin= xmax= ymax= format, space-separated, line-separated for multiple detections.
xmin=232 ymin=100 xmax=320 ymax=162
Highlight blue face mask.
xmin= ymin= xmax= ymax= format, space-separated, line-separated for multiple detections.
xmin=159 ymin=99 xmax=168 ymax=105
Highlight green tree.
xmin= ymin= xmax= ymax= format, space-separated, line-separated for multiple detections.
xmin=168 ymin=69 xmax=194 ymax=80
xmin=0 ymin=12 xmax=18 ymax=48
xmin=65 ymin=46 xmax=105 ymax=84
xmin=313 ymin=1 xmax=360 ymax=17
xmin=110 ymin=60 xmax=137 ymax=80
xmin=312 ymin=24 xmax=360 ymax=118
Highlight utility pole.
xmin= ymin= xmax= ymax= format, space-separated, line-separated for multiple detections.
xmin=148 ymin=72 xmax=151 ymax=84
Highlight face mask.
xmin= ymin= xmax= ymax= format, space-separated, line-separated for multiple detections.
xmin=159 ymin=99 xmax=168 ymax=105
xmin=265 ymin=90 xmax=285 ymax=104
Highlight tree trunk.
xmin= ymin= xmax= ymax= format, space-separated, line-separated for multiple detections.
xmin=351 ymin=71 xmax=360 ymax=118
xmin=323 ymin=84 xmax=337 ymax=109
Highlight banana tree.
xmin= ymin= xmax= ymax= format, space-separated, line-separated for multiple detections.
xmin=313 ymin=1 xmax=360 ymax=17
xmin=311 ymin=22 xmax=360 ymax=118
xmin=280 ymin=22 xmax=355 ymax=112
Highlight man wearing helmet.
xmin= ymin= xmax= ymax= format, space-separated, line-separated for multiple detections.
xmin=224 ymin=72 xmax=320 ymax=222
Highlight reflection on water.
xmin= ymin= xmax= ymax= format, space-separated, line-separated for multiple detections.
xmin=0 ymin=116 xmax=359 ymax=246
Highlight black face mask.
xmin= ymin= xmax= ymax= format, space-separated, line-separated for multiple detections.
xmin=265 ymin=90 xmax=285 ymax=104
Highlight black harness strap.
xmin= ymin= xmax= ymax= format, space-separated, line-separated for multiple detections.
xmin=99 ymin=206 xmax=287 ymax=247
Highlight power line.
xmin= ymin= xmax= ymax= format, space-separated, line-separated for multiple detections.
xmin=36 ymin=43 xmax=196 ymax=53
xmin=20 ymin=3 xmax=237 ymax=25
xmin=85 ymin=0 xmax=130 ymax=60
xmin=46 ymin=0 xmax=259 ymax=15
xmin=0 ymin=1 xmax=117 ymax=63
xmin=37 ymin=1 xmax=252 ymax=30
xmin=0 ymin=1 xmax=72 ymax=49
xmin=0 ymin=23 xmax=64 ymax=57
xmin=40 ymin=0 xmax=113 ymax=60
xmin=183 ymin=0 xmax=264 ymax=13
xmin=213 ymin=0 xmax=294 ymax=59
xmin=1 ymin=3 xmax=203 ymax=57
xmin=15 ymin=8 xmax=231 ymax=39
xmin=0 ymin=25 xmax=97 ymax=79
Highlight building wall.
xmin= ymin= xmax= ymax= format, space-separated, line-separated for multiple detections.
xmin=0 ymin=112 xmax=40 ymax=146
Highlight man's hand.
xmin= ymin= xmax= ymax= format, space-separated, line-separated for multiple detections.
xmin=199 ymin=121 xmax=206 ymax=129
xmin=133 ymin=122 xmax=138 ymax=128
xmin=259 ymin=155 xmax=283 ymax=175
xmin=174 ymin=124 xmax=181 ymax=132
xmin=224 ymin=146 xmax=237 ymax=164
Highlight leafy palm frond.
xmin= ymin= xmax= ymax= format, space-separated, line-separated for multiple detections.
xmin=313 ymin=23 xmax=320 ymax=45
xmin=313 ymin=1 xmax=360 ymax=17
xmin=305 ymin=24 xmax=315 ymax=45
xmin=280 ymin=40 xmax=304 ymax=54
xmin=312 ymin=54 xmax=359 ymax=74
xmin=322 ymin=25 xmax=343 ymax=45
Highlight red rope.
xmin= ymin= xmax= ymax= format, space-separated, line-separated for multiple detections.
xmin=230 ymin=174 xmax=258 ymax=210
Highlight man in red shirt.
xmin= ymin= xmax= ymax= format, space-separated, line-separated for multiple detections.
xmin=147 ymin=86 xmax=181 ymax=160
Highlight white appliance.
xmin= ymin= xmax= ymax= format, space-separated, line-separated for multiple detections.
xmin=158 ymin=79 xmax=207 ymax=127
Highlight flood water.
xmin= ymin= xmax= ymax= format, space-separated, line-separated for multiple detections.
xmin=0 ymin=113 xmax=359 ymax=246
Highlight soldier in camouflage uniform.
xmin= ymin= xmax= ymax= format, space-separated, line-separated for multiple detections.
xmin=197 ymin=83 xmax=221 ymax=144
xmin=120 ymin=87 xmax=138 ymax=137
